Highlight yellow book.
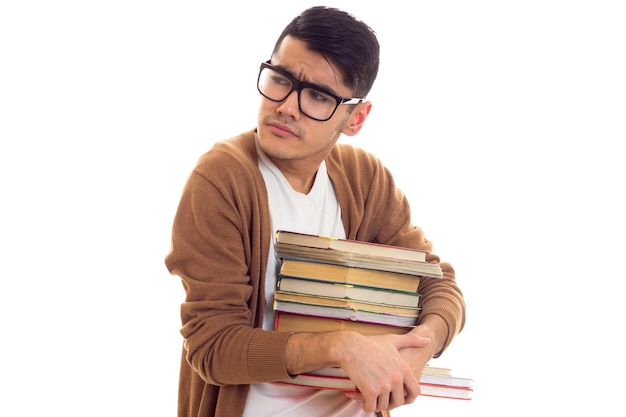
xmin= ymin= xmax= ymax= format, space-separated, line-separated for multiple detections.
xmin=274 ymin=311 xmax=413 ymax=336
xmin=280 ymin=258 xmax=420 ymax=292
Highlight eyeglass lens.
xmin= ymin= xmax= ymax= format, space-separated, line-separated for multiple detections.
xmin=257 ymin=67 xmax=338 ymax=121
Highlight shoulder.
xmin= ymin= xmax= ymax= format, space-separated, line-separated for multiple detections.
xmin=193 ymin=129 xmax=259 ymax=181
xmin=181 ymin=129 xmax=265 ymax=205
xmin=326 ymin=142 xmax=399 ymax=213
xmin=327 ymin=142 xmax=383 ymax=175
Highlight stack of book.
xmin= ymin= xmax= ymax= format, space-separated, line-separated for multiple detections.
xmin=272 ymin=230 xmax=473 ymax=400
xmin=273 ymin=230 xmax=436 ymax=335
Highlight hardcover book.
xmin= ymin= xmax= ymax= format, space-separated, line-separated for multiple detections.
xmin=274 ymin=311 xmax=413 ymax=336
xmin=277 ymin=276 xmax=421 ymax=308
xmin=274 ymin=290 xmax=420 ymax=318
xmin=275 ymin=230 xmax=442 ymax=278
xmin=279 ymin=258 xmax=421 ymax=292
xmin=277 ymin=366 xmax=473 ymax=400
xmin=273 ymin=291 xmax=419 ymax=327
xmin=276 ymin=230 xmax=428 ymax=262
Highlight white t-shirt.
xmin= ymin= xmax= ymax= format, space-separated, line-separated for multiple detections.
xmin=242 ymin=142 xmax=374 ymax=417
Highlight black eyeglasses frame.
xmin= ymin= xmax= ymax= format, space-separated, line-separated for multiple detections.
xmin=257 ymin=61 xmax=364 ymax=122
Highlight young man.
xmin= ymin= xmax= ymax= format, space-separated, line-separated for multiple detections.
xmin=165 ymin=6 xmax=465 ymax=417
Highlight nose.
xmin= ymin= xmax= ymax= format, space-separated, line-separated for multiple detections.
xmin=276 ymin=89 xmax=301 ymax=120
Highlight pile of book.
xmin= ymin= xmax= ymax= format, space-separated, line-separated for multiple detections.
xmin=272 ymin=230 xmax=473 ymax=400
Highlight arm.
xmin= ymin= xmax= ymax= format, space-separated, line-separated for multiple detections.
xmin=165 ymin=144 xmax=293 ymax=386
xmin=327 ymin=146 xmax=466 ymax=410
xmin=329 ymin=145 xmax=466 ymax=355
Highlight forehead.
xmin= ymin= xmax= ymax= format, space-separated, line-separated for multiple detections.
xmin=272 ymin=36 xmax=350 ymax=95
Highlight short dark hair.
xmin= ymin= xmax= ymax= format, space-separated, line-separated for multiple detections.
xmin=271 ymin=6 xmax=380 ymax=98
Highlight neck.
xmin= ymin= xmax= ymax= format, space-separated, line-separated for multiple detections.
xmin=272 ymin=160 xmax=318 ymax=194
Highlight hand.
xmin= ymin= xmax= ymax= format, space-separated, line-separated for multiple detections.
xmin=339 ymin=332 xmax=431 ymax=412
xmin=398 ymin=318 xmax=447 ymax=382
xmin=398 ymin=326 xmax=439 ymax=385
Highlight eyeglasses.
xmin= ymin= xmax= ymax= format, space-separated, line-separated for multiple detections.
xmin=257 ymin=61 xmax=364 ymax=122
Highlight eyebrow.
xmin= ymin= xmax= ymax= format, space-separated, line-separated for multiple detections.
xmin=273 ymin=64 xmax=342 ymax=98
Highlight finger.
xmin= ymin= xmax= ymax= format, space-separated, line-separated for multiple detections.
xmin=403 ymin=377 xmax=421 ymax=405
xmin=375 ymin=392 xmax=390 ymax=413
xmin=388 ymin=384 xmax=406 ymax=410
xmin=394 ymin=333 xmax=431 ymax=350
xmin=363 ymin=395 xmax=378 ymax=413
xmin=344 ymin=391 xmax=364 ymax=403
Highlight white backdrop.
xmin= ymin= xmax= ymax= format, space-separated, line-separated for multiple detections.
xmin=1 ymin=1 xmax=625 ymax=416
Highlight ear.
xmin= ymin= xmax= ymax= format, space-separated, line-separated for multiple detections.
xmin=341 ymin=101 xmax=372 ymax=137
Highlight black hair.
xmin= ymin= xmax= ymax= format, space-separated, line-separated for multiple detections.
xmin=271 ymin=6 xmax=380 ymax=98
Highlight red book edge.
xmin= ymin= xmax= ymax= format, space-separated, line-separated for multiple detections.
xmin=272 ymin=381 xmax=472 ymax=400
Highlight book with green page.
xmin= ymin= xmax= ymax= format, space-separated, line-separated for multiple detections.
xmin=273 ymin=291 xmax=420 ymax=327
xmin=277 ymin=276 xmax=421 ymax=308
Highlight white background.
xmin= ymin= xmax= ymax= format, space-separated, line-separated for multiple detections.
xmin=1 ymin=1 xmax=625 ymax=416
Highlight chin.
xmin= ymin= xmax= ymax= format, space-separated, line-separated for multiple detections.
xmin=257 ymin=131 xmax=289 ymax=158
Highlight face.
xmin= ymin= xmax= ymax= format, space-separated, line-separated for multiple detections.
xmin=256 ymin=36 xmax=371 ymax=169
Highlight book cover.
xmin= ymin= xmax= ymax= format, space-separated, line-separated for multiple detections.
xmin=419 ymin=373 xmax=474 ymax=388
xmin=279 ymin=258 xmax=421 ymax=292
xmin=423 ymin=364 xmax=452 ymax=376
xmin=274 ymin=290 xmax=420 ymax=318
xmin=310 ymin=366 xmax=473 ymax=388
xmin=274 ymin=376 xmax=473 ymax=400
xmin=276 ymin=242 xmax=443 ymax=278
xmin=273 ymin=295 xmax=419 ymax=327
xmin=274 ymin=311 xmax=413 ymax=336
xmin=275 ymin=230 xmax=428 ymax=262
xmin=277 ymin=276 xmax=421 ymax=308
xmin=277 ymin=367 xmax=473 ymax=400
xmin=274 ymin=231 xmax=443 ymax=279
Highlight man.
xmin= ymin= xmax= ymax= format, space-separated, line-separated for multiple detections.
xmin=165 ymin=6 xmax=465 ymax=417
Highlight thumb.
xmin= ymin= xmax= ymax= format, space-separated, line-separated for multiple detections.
xmin=396 ymin=333 xmax=431 ymax=350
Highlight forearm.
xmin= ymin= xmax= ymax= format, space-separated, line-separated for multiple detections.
xmin=416 ymin=263 xmax=466 ymax=356
xmin=284 ymin=330 xmax=352 ymax=376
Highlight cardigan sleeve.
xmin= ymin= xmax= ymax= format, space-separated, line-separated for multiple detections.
xmin=328 ymin=144 xmax=466 ymax=356
xmin=164 ymin=135 xmax=293 ymax=386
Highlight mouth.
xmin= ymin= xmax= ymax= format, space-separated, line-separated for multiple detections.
xmin=267 ymin=120 xmax=297 ymax=137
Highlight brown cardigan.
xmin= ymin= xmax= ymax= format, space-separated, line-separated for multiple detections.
xmin=165 ymin=129 xmax=466 ymax=417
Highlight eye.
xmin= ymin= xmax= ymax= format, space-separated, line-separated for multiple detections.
xmin=271 ymin=73 xmax=291 ymax=87
xmin=305 ymin=88 xmax=333 ymax=104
